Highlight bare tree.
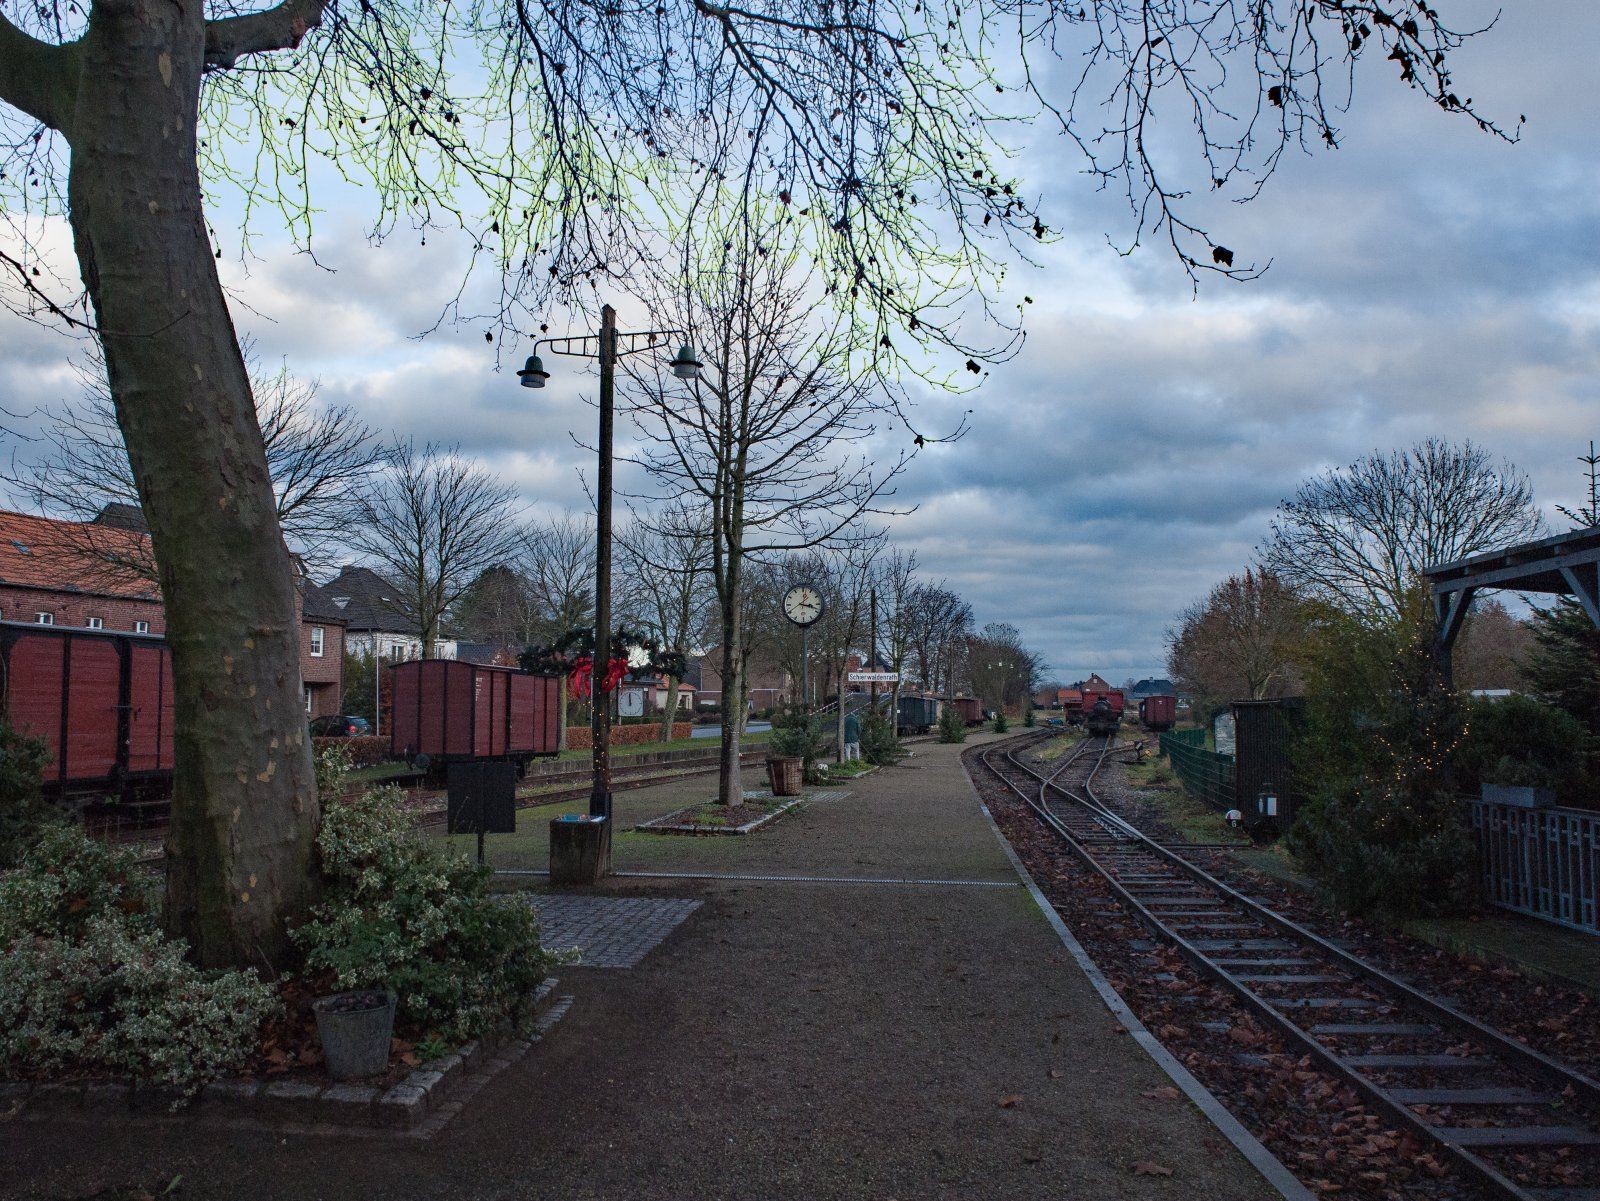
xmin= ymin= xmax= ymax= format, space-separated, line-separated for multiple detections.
xmin=520 ymin=513 xmax=597 ymax=646
xmin=625 ymin=223 xmax=912 ymax=804
xmin=348 ymin=442 xmax=522 ymax=659
xmin=811 ymin=540 xmax=884 ymax=761
xmin=873 ymin=548 xmax=919 ymax=723
xmin=967 ymin=622 xmax=1044 ymax=715
xmin=1452 ymin=598 xmax=1532 ymax=694
xmin=617 ymin=506 xmax=714 ymax=741
xmin=13 ymin=352 xmax=385 ymax=577
xmin=905 ymin=584 xmax=975 ymax=696
xmin=1167 ymin=569 xmax=1309 ymax=720
xmin=1261 ymin=440 xmax=1545 ymax=622
xmin=0 ymin=0 xmax=1516 ymax=965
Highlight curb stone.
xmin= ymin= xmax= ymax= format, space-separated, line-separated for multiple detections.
xmin=0 ymin=977 xmax=573 ymax=1140
xmin=635 ymin=794 xmax=809 ymax=835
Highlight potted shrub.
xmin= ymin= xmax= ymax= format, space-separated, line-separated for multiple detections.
xmin=313 ymin=989 xmax=397 ymax=1080
xmin=1481 ymin=759 xmax=1559 ymax=810
xmin=767 ymin=708 xmax=824 ymax=795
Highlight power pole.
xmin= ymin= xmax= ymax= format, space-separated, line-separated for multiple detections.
xmin=869 ymin=588 xmax=878 ymax=716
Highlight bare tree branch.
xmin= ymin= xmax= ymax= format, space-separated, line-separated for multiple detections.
xmin=345 ymin=439 xmax=523 ymax=656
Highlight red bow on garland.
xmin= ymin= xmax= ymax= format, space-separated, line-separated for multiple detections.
xmin=566 ymin=654 xmax=631 ymax=699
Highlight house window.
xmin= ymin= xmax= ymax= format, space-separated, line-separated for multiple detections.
xmin=87 ymin=616 xmax=104 ymax=630
xmin=310 ymin=626 xmax=325 ymax=657
xmin=134 ymin=620 xmax=150 ymax=634
xmin=35 ymin=612 xmax=53 ymax=625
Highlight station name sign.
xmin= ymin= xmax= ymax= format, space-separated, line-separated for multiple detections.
xmin=847 ymin=671 xmax=899 ymax=683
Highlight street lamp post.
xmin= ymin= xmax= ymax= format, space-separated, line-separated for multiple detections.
xmin=519 ymin=305 xmax=700 ymax=825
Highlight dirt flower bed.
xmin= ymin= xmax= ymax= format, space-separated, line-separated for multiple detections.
xmin=635 ymin=795 xmax=802 ymax=834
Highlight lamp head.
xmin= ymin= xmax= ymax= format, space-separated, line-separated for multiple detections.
xmin=670 ymin=344 xmax=702 ymax=381
xmin=517 ymin=354 xmax=550 ymax=389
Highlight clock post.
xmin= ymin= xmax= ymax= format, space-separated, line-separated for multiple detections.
xmin=782 ymin=583 xmax=825 ymax=712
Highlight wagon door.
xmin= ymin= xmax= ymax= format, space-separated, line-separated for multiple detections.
xmin=63 ymin=635 xmax=122 ymax=783
xmin=126 ymin=640 xmax=173 ymax=774
xmin=4 ymin=630 xmax=67 ymax=782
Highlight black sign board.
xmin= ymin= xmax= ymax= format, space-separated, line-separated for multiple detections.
xmin=446 ymin=761 xmax=518 ymax=835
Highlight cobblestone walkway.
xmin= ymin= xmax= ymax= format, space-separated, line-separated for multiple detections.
xmin=528 ymin=895 xmax=703 ymax=968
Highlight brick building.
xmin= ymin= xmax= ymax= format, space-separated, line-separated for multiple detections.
xmin=692 ymin=646 xmax=792 ymax=712
xmin=0 ymin=508 xmax=346 ymax=718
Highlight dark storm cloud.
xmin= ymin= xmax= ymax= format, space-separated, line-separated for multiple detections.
xmin=886 ymin=2 xmax=1600 ymax=678
xmin=1 ymin=4 xmax=1596 ymax=685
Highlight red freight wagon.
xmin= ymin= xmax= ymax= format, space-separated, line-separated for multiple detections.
xmin=0 ymin=620 xmax=174 ymax=793
xmin=1081 ymin=688 xmax=1125 ymax=718
xmin=948 ymin=695 xmax=983 ymax=726
xmin=388 ymin=659 xmax=561 ymax=771
xmin=1138 ymin=694 xmax=1176 ymax=732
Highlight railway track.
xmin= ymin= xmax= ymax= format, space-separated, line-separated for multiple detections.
xmin=110 ymin=748 xmax=769 ymax=857
xmin=979 ymin=731 xmax=1600 ymax=1201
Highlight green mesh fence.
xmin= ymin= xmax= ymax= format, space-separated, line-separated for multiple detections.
xmin=1159 ymin=729 xmax=1235 ymax=812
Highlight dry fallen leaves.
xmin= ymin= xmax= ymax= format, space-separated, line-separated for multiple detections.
xmin=1132 ymin=1162 xmax=1174 ymax=1177
xmin=1142 ymin=1086 xmax=1181 ymax=1101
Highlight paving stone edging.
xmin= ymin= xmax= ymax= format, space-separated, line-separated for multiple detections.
xmin=959 ymin=749 xmax=1316 ymax=1201
xmin=635 ymin=794 xmax=808 ymax=835
xmin=0 ymin=978 xmax=573 ymax=1139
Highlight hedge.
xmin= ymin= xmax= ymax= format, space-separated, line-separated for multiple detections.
xmin=565 ymin=723 xmax=693 ymax=749
xmin=312 ymin=735 xmax=390 ymax=768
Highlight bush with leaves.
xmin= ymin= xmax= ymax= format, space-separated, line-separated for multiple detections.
xmin=1456 ymin=694 xmax=1593 ymax=802
xmin=768 ymin=707 xmax=830 ymax=775
xmin=860 ymin=710 xmax=902 ymax=766
xmin=1285 ymin=590 xmax=1476 ymax=919
xmin=0 ymin=827 xmax=277 ymax=1094
xmin=937 ymin=705 xmax=967 ymax=744
xmin=0 ymin=716 xmax=58 ymax=868
xmin=293 ymin=788 xmax=554 ymax=1041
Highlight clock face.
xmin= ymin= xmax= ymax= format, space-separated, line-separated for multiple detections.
xmin=782 ymin=585 xmax=825 ymax=628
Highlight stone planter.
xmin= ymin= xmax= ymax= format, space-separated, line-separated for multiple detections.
xmin=313 ymin=990 xmax=396 ymax=1081
xmin=766 ymin=755 xmax=803 ymax=796
xmin=1482 ymin=782 xmax=1556 ymax=810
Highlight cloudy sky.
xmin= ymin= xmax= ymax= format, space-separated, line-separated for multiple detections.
xmin=2 ymin=2 xmax=1596 ymax=684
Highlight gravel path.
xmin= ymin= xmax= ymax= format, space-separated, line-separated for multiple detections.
xmin=2 ymin=732 xmax=1278 ymax=1201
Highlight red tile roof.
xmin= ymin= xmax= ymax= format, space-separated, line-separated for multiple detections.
xmin=0 ymin=509 xmax=160 ymax=601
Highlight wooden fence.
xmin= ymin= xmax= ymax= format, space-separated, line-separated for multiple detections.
xmin=1468 ymin=800 xmax=1600 ymax=935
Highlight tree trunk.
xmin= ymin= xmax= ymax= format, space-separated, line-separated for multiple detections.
xmin=65 ymin=1 xmax=318 ymax=969
xmin=659 ymin=674 xmax=680 ymax=742
xmin=717 ymin=597 xmax=745 ymax=806
xmin=836 ymin=655 xmax=847 ymax=764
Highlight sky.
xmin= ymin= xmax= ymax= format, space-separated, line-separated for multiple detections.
xmin=2 ymin=3 xmax=1597 ymax=685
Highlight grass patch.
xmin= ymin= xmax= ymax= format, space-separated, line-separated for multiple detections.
xmin=827 ymin=760 xmax=875 ymax=779
xmin=1037 ymin=730 xmax=1086 ymax=760
xmin=1124 ymin=754 xmax=1248 ymax=846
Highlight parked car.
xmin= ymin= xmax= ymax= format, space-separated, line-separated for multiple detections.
xmin=311 ymin=714 xmax=371 ymax=738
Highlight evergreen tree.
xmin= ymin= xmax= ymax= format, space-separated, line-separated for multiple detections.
xmin=1524 ymin=600 xmax=1600 ymax=737
xmin=1523 ymin=439 xmax=1600 ymax=735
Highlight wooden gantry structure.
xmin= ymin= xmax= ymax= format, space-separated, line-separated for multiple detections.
xmin=1425 ymin=527 xmax=1600 ymax=661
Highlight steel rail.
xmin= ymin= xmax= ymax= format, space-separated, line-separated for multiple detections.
xmin=977 ymin=735 xmax=1600 ymax=1201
